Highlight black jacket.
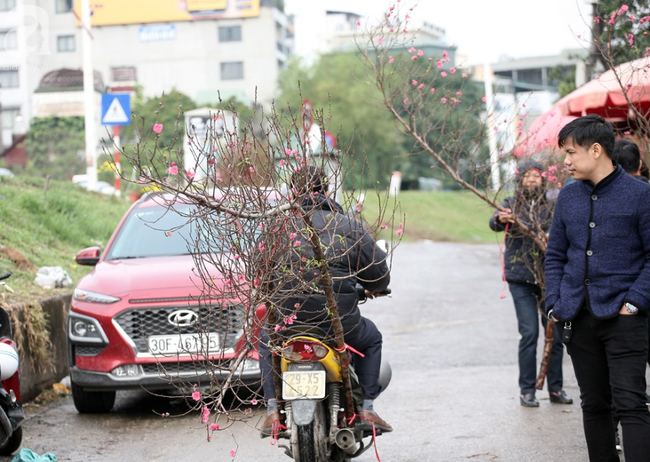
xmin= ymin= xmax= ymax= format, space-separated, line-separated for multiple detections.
xmin=272 ymin=193 xmax=390 ymax=333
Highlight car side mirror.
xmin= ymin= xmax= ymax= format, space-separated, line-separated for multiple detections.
xmin=75 ymin=247 xmax=101 ymax=266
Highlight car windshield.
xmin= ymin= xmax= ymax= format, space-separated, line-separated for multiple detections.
xmin=105 ymin=203 xmax=247 ymax=260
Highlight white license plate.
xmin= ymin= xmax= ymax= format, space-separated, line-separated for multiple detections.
xmin=282 ymin=371 xmax=326 ymax=400
xmin=148 ymin=333 xmax=220 ymax=355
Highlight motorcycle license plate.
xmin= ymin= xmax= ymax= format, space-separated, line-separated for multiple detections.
xmin=282 ymin=371 xmax=326 ymax=400
xmin=148 ymin=333 xmax=219 ymax=355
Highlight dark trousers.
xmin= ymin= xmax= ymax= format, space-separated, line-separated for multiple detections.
xmin=259 ymin=316 xmax=383 ymax=402
xmin=508 ymin=282 xmax=564 ymax=394
xmin=566 ymin=308 xmax=650 ymax=462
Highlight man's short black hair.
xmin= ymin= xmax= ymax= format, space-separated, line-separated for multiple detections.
xmin=612 ymin=139 xmax=641 ymax=174
xmin=557 ymin=114 xmax=615 ymax=157
xmin=290 ymin=166 xmax=328 ymax=195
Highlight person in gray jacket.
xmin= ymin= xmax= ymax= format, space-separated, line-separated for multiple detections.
xmin=545 ymin=115 xmax=650 ymax=462
xmin=490 ymin=161 xmax=571 ymax=407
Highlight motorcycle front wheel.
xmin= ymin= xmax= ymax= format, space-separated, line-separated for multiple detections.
xmin=292 ymin=401 xmax=328 ymax=462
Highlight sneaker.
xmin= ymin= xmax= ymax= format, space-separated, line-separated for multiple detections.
xmin=615 ymin=428 xmax=622 ymax=453
xmin=549 ymin=390 xmax=573 ymax=405
xmin=259 ymin=410 xmax=280 ymax=438
xmin=645 ymin=393 xmax=650 ymax=405
xmin=361 ymin=409 xmax=393 ymax=432
xmin=520 ymin=393 xmax=539 ymax=407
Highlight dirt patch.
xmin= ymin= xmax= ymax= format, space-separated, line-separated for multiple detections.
xmin=0 ymin=246 xmax=37 ymax=272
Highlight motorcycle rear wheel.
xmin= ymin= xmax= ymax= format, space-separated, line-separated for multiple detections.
xmin=292 ymin=401 xmax=328 ymax=462
xmin=0 ymin=426 xmax=22 ymax=455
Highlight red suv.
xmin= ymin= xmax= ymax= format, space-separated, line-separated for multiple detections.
xmin=69 ymin=193 xmax=264 ymax=413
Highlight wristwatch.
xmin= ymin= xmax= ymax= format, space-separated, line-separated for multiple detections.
xmin=625 ymin=302 xmax=639 ymax=314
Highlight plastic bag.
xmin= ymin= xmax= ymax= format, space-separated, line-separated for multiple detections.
xmin=11 ymin=448 xmax=58 ymax=462
xmin=34 ymin=267 xmax=73 ymax=289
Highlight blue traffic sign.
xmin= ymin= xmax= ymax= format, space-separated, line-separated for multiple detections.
xmin=101 ymin=94 xmax=131 ymax=126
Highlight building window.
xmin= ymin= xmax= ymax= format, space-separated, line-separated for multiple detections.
xmin=218 ymin=25 xmax=242 ymax=42
xmin=55 ymin=0 xmax=73 ymax=13
xmin=220 ymin=62 xmax=243 ymax=80
xmin=0 ymin=70 xmax=18 ymax=88
xmin=0 ymin=30 xmax=17 ymax=51
xmin=110 ymin=66 xmax=137 ymax=82
xmin=57 ymin=35 xmax=75 ymax=52
xmin=0 ymin=0 xmax=16 ymax=12
xmin=1 ymin=108 xmax=19 ymax=131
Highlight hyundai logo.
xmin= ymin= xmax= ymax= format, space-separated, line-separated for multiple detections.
xmin=168 ymin=310 xmax=198 ymax=328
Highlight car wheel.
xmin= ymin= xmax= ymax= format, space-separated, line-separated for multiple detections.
xmin=0 ymin=426 xmax=22 ymax=456
xmin=71 ymin=381 xmax=115 ymax=413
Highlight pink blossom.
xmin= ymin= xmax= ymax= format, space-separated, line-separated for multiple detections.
xmin=440 ymin=71 xmax=447 ymax=77
xmin=482 ymin=96 xmax=487 ymax=103
xmin=356 ymin=202 xmax=363 ymax=212
xmin=389 ymin=56 xmax=394 ymax=63
xmin=289 ymin=232 xmax=297 ymax=239
xmin=249 ymin=166 xmax=255 ymax=173
xmin=202 ymin=406 xmax=210 ymax=423
xmin=293 ymin=240 xmax=301 ymax=247
xmin=417 ymin=84 xmax=425 ymax=91
xmin=403 ymin=97 xmax=409 ymax=105
xmin=192 ymin=390 xmax=201 ymax=401
xmin=153 ymin=123 xmax=163 ymax=134
xmin=417 ymin=49 xmax=424 ymax=57
xmin=258 ymin=242 xmax=265 ymax=252
xmin=378 ymin=37 xmax=384 ymax=45
xmin=408 ymin=46 xmax=416 ymax=53
xmin=279 ymin=159 xmax=285 ymax=167
xmin=443 ymin=50 xmax=448 ymax=58
xmin=356 ymin=20 xmax=361 ymax=26
xmin=456 ymin=91 xmax=462 ymax=96
xmin=395 ymin=228 xmax=404 ymax=235
xmin=412 ymin=80 xmax=418 ymax=85
xmin=441 ymin=97 xmax=448 ymax=104
xmin=167 ymin=162 xmax=178 ymax=175
xmin=186 ymin=169 xmax=195 ymax=179
xmin=437 ymin=60 xmax=444 ymax=68
xmin=450 ymin=67 xmax=457 ymax=74
xmin=594 ymin=17 xmax=601 ymax=23
xmin=411 ymin=55 xmax=418 ymax=61
xmin=252 ymin=399 xmax=258 ymax=405
xmin=210 ymin=423 xmax=221 ymax=431
xmin=462 ymin=73 xmax=467 ymax=79
xmin=430 ymin=88 xmax=435 ymax=94
xmin=557 ymin=182 xmax=562 ymax=188
xmin=618 ymin=4 xmax=629 ymax=14
xmin=230 ymin=449 xmax=236 ymax=458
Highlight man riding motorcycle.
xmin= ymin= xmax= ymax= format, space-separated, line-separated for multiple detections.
xmin=258 ymin=166 xmax=392 ymax=436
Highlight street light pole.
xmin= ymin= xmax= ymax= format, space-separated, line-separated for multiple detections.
xmin=81 ymin=0 xmax=97 ymax=191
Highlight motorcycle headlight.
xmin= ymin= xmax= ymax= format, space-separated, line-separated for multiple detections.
xmin=68 ymin=313 xmax=108 ymax=344
xmin=74 ymin=288 xmax=120 ymax=304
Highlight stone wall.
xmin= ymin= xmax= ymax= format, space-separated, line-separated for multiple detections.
xmin=16 ymin=295 xmax=70 ymax=402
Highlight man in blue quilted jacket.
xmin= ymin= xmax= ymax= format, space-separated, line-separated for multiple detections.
xmin=545 ymin=115 xmax=650 ymax=462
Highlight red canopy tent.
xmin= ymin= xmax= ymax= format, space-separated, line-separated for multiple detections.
xmin=513 ymin=107 xmax=577 ymax=158
xmin=555 ymin=56 xmax=650 ymax=121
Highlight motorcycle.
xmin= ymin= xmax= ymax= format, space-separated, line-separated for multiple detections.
xmin=0 ymin=272 xmax=24 ymax=455
xmin=275 ymin=285 xmax=392 ymax=462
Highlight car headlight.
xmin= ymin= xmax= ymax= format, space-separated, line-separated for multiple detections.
xmin=68 ymin=313 xmax=108 ymax=344
xmin=74 ymin=288 xmax=120 ymax=304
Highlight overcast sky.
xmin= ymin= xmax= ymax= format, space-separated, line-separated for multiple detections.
xmin=284 ymin=0 xmax=594 ymax=64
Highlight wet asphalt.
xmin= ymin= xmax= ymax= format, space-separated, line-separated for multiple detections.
xmin=3 ymin=241 xmax=639 ymax=461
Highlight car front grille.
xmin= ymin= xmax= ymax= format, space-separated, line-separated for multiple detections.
xmin=113 ymin=303 xmax=245 ymax=354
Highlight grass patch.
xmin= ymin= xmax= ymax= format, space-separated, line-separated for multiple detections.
xmin=360 ymin=190 xmax=501 ymax=244
xmin=0 ymin=175 xmax=131 ymax=302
